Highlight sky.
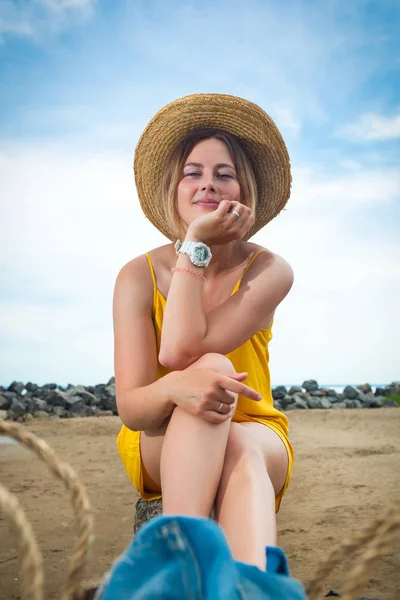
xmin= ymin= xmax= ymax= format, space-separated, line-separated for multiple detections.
xmin=0 ymin=0 xmax=399 ymax=388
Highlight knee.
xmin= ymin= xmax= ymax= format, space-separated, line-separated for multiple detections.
xmin=224 ymin=423 xmax=263 ymax=468
xmin=190 ymin=352 xmax=235 ymax=372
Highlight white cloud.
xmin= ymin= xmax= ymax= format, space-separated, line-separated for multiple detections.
xmin=290 ymin=165 xmax=400 ymax=214
xmin=0 ymin=0 xmax=94 ymax=42
xmin=337 ymin=111 xmax=400 ymax=141
xmin=1 ymin=142 xmax=399 ymax=386
xmin=272 ymin=106 xmax=300 ymax=133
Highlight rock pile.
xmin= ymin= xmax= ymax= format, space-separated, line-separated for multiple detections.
xmin=272 ymin=380 xmax=399 ymax=411
xmin=0 ymin=378 xmax=116 ymax=422
xmin=0 ymin=378 xmax=398 ymax=422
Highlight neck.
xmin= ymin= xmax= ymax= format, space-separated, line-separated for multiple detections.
xmin=205 ymin=241 xmax=243 ymax=277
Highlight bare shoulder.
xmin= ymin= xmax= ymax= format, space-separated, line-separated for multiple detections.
xmin=244 ymin=243 xmax=294 ymax=283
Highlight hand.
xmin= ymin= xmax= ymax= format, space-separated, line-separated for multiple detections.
xmin=187 ymin=200 xmax=254 ymax=245
xmin=165 ymin=368 xmax=262 ymax=424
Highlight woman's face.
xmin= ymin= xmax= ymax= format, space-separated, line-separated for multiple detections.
xmin=176 ymin=137 xmax=241 ymax=230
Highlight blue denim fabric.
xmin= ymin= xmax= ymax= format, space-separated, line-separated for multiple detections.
xmin=96 ymin=515 xmax=306 ymax=600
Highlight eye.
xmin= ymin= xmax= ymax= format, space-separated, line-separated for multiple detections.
xmin=217 ymin=173 xmax=234 ymax=179
xmin=184 ymin=171 xmax=200 ymax=178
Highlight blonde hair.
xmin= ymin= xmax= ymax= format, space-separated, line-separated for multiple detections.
xmin=160 ymin=129 xmax=258 ymax=240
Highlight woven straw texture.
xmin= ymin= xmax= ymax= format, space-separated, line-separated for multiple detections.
xmin=134 ymin=93 xmax=291 ymax=241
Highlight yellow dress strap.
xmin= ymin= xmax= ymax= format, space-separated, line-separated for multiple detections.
xmin=231 ymin=249 xmax=266 ymax=294
xmin=145 ymin=252 xmax=157 ymax=310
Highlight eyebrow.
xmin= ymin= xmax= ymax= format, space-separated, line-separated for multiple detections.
xmin=184 ymin=162 xmax=236 ymax=170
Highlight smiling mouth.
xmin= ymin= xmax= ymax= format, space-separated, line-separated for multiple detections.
xmin=195 ymin=199 xmax=219 ymax=205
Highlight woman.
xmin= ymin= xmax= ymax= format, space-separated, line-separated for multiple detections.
xmin=113 ymin=93 xmax=294 ymax=572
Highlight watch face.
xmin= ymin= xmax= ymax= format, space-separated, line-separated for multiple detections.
xmin=193 ymin=244 xmax=210 ymax=263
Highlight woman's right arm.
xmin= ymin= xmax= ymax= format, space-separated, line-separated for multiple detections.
xmin=113 ymin=255 xmax=175 ymax=431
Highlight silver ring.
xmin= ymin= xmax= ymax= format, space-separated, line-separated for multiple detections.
xmin=218 ymin=402 xmax=224 ymax=413
xmin=231 ymin=210 xmax=240 ymax=219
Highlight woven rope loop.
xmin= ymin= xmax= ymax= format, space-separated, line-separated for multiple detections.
xmin=0 ymin=421 xmax=94 ymax=600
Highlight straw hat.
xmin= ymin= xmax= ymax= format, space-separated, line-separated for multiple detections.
xmin=134 ymin=93 xmax=291 ymax=240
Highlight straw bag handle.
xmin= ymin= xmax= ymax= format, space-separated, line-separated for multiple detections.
xmin=0 ymin=421 xmax=94 ymax=600
xmin=307 ymin=498 xmax=400 ymax=599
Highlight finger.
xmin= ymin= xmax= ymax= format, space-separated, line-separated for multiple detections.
xmin=212 ymin=369 xmax=248 ymax=381
xmin=220 ymin=376 xmax=262 ymax=401
xmin=212 ymin=400 xmax=232 ymax=414
xmin=202 ymin=410 xmax=233 ymax=424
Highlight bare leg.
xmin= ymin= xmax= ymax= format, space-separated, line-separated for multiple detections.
xmin=214 ymin=422 xmax=288 ymax=570
xmin=140 ymin=353 xmax=237 ymax=517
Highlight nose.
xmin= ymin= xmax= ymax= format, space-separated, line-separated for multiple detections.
xmin=201 ymin=182 xmax=216 ymax=193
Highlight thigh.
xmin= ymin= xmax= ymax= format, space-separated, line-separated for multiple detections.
xmin=238 ymin=422 xmax=289 ymax=496
xmin=140 ymin=353 xmax=236 ymax=487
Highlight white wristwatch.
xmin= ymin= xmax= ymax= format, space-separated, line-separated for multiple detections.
xmin=174 ymin=240 xmax=212 ymax=268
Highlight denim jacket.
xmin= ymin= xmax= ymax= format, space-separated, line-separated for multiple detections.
xmin=96 ymin=515 xmax=307 ymax=600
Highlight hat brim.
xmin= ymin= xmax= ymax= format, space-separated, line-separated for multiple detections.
xmin=134 ymin=93 xmax=291 ymax=241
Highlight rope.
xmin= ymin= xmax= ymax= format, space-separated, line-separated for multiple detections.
xmin=307 ymin=499 xmax=400 ymax=600
xmin=0 ymin=421 xmax=94 ymax=600
xmin=0 ymin=484 xmax=44 ymax=600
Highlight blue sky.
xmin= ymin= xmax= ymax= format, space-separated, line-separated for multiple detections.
xmin=1 ymin=0 xmax=399 ymax=387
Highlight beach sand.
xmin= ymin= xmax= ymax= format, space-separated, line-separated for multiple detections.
xmin=1 ymin=409 xmax=399 ymax=599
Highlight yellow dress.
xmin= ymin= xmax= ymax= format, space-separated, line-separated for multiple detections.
xmin=117 ymin=250 xmax=294 ymax=512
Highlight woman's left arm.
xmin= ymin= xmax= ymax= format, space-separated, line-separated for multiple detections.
xmin=159 ymin=243 xmax=293 ymax=371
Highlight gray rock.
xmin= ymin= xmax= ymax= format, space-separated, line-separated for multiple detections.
xmin=22 ymin=413 xmax=33 ymax=422
xmin=292 ymin=398 xmax=308 ymax=409
xmin=310 ymin=390 xmax=325 ymax=397
xmin=374 ymin=386 xmax=387 ymax=397
xmin=67 ymin=386 xmax=98 ymax=404
xmin=382 ymin=399 xmax=399 ymax=408
xmin=0 ymin=394 xmax=10 ymax=410
xmin=27 ymin=398 xmax=48 ymax=414
xmin=288 ymin=386 xmax=302 ymax=395
xmin=284 ymin=403 xmax=298 ymax=411
xmin=47 ymin=390 xmax=69 ymax=408
xmin=343 ymin=385 xmax=361 ymax=400
xmin=107 ymin=376 xmax=115 ymax=386
xmin=104 ymin=382 xmax=116 ymax=398
xmin=272 ymin=386 xmax=287 ymax=400
xmin=65 ymin=395 xmax=85 ymax=408
xmin=274 ymin=401 xmax=282 ymax=411
xmin=0 ymin=410 xmax=8 ymax=420
xmin=302 ymin=379 xmax=319 ymax=392
xmin=360 ymin=393 xmax=385 ymax=408
xmin=8 ymin=381 xmax=25 ymax=394
xmin=102 ymin=395 xmax=117 ymax=413
xmin=68 ymin=400 xmax=89 ymax=417
xmin=2 ymin=391 xmax=17 ymax=402
xmin=306 ymin=397 xmax=322 ymax=409
xmin=357 ymin=383 xmax=372 ymax=394
xmin=325 ymin=389 xmax=339 ymax=398
xmin=370 ymin=396 xmax=385 ymax=408
xmin=330 ymin=395 xmax=345 ymax=403
xmin=134 ymin=498 xmax=162 ymax=534
xmin=42 ymin=383 xmax=57 ymax=391
xmin=320 ymin=398 xmax=333 ymax=409
xmin=279 ymin=396 xmax=296 ymax=410
xmin=52 ymin=406 xmax=68 ymax=418
xmin=34 ymin=411 xmax=50 ymax=419
xmin=10 ymin=399 xmax=27 ymax=418
xmin=331 ymin=402 xmax=347 ymax=409
xmin=25 ymin=382 xmax=39 ymax=393
xmin=93 ymin=384 xmax=107 ymax=398
xmin=345 ymin=399 xmax=362 ymax=409
xmin=98 ymin=410 xmax=115 ymax=417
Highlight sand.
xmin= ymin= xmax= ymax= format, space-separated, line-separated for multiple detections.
xmin=1 ymin=409 xmax=399 ymax=599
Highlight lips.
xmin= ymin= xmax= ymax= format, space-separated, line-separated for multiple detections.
xmin=195 ymin=198 xmax=219 ymax=206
